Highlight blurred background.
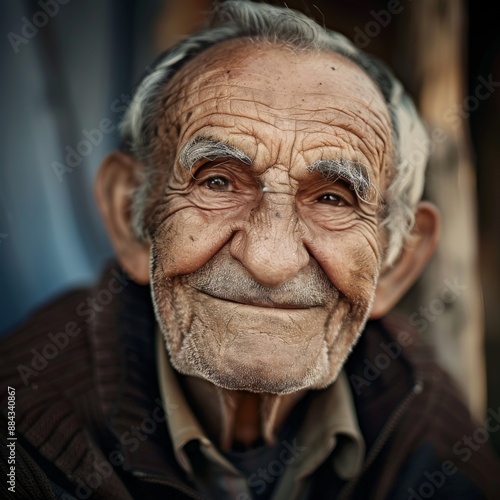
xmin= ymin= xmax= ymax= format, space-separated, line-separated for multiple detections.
xmin=0 ymin=0 xmax=498 ymax=454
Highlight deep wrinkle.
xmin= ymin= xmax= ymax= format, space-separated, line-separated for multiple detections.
xmin=179 ymin=136 xmax=375 ymax=204
xmin=149 ymin=40 xmax=391 ymax=449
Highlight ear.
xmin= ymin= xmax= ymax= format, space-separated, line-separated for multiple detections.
xmin=370 ymin=201 xmax=440 ymax=319
xmin=94 ymin=151 xmax=150 ymax=284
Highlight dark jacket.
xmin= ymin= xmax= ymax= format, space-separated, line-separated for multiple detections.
xmin=1 ymin=263 xmax=500 ymax=499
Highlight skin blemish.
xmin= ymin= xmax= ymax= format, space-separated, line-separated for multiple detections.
xmin=151 ymin=41 xmax=393 ymax=400
xmin=331 ymin=66 xmax=336 ymax=70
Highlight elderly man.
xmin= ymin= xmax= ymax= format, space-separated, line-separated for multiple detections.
xmin=1 ymin=1 xmax=500 ymax=499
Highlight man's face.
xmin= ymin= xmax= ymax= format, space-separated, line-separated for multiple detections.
xmin=148 ymin=40 xmax=394 ymax=394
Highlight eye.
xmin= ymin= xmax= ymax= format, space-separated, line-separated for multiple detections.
xmin=204 ymin=175 xmax=231 ymax=191
xmin=317 ymin=193 xmax=348 ymax=206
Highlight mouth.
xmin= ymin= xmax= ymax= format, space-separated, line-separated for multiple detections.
xmin=181 ymin=247 xmax=336 ymax=310
xmin=190 ymin=287 xmax=320 ymax=310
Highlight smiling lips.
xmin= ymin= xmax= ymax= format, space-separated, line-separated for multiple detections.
xmin=183 ymin=246 xmax=339 ymax=310
xmin=192 ymin=288 xmax=318 ymax=310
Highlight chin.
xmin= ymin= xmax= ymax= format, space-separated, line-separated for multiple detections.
xmin=151 ymin=251 xmax=372 ymax=395
xmin=155 ymin=297 xmax=367 ymax=395
xmin=168 ymin=334 xmax=332 ymax=394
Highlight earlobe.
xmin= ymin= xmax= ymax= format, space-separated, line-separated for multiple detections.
xmin=370 ymin=202 xmax=440 ymax=319
xmin=94 ymin=151 xmax=150 ymax=285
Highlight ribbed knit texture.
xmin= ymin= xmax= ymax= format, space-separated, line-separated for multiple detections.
xmin=1 ymin=262 xmax=499 ymax=499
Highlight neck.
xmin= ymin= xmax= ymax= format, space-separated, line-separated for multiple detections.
xmin=181 ymin=375 xmax=307 ymax=452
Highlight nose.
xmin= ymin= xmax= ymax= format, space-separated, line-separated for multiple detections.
xmin=229 ymin=197 xmax=310 ymax=287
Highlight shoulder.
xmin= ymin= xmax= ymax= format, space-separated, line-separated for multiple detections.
xmin=0 ymin=261 xmax=130 ymax=392
xmin=0 ymin=286 xmax=93 ymax=390
xmin=378 ymin=314 xmax=500 ymax=500
xmin=0 ymin=262 xmax=132 ymax=431
xmin=0 ymin=264 xmax=137 ymax=498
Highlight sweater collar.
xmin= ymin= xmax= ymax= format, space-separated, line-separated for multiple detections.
xmin=91 ymin=263 xmax=421 ymax=488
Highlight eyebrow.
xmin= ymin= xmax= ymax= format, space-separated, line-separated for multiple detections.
xmin=179 ymin=136 xmax=252 ymax=171
xmin=307 ymin=158 xmax=373 ymax=202
xmin=179 ymin=137 xmax=373 ymax=201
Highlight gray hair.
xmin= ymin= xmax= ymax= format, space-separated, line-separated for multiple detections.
xmin=120 ymin=0 xmax=429 ymax=265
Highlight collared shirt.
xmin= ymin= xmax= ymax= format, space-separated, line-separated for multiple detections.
xmin=156 ymin=331 xmax=365 ymax=500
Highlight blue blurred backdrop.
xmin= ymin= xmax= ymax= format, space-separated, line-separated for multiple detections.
xmin=0 ymin=0 xmax=161 ymax=334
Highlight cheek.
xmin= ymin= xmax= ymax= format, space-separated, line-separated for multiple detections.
xmin=307 ymin=227 xmax=380 ymax=304
xmin=151 ymin=207 xmax=237 ymax=277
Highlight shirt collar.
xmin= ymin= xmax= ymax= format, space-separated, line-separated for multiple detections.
xmin=293 ymin=370 xmax=365 ymax=480
xmin=156 ymin=329 xmax=365 ymax=481
xmin=156 ymin=330 xmax=218 ymax=473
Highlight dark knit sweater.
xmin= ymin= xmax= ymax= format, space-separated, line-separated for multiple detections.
xmin=1 ymin=263 xmax=499 ymax=499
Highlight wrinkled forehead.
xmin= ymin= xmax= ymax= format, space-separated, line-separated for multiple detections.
xmin=165 ymin=38 xmax=390 ymax=119
xmin=155 ymin=39 xmax=394 ymax=179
